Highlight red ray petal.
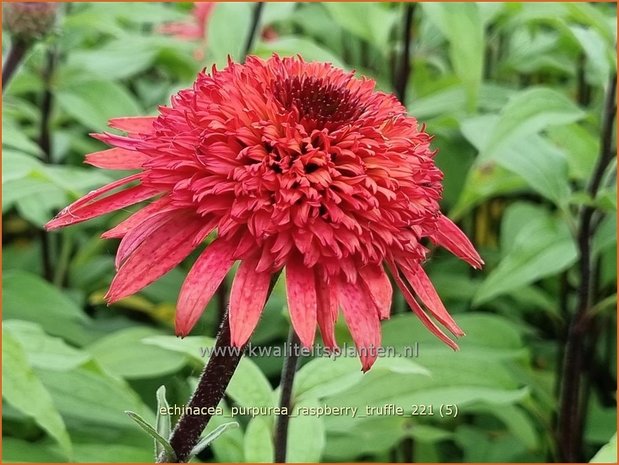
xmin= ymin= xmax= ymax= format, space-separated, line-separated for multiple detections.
xmin=176 ymin=239 xmax=237 ymax=337
xmin=90 ymin=132 xmax=141 ymax=150
xmin=358 ymin=263 xmax=393 ymax=320
xmin=431 ymin=215 xmax=484 ymax=269
xmin=229 ymin=258 xmax=272 ymax=347
xmin=85 ymin=147 xmax=148 ymax=170
xmin=105 ymin=213 xmax=204 ymax=303
xmin=108 ymin=116 xmax=157 ymax=134
xmin=115 ymin=211 xmax=174 ymax=269
xmin=45 ymin=175 xmax=158 ymax=230
xmin=315 ymin=269 xmax=338 ymax=350
xmin=388 ymin=261 xmax=459 ymax=350
xmin=399 ymin=261 xmax=464 ymax=337
xmin=101 ymin=197 xmax=171 ymax=239
xmin=286 ymin=255 xmax=318 ymax=347
xmin=338 ymin=276 xmax=381 ymax=372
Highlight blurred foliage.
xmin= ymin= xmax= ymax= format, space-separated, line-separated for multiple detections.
xmin=2 ymin=2 xmax=617 ymax=463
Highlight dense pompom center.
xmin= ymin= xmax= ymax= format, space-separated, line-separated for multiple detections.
xmin=273 ymin=75 xmax=365 ymax=130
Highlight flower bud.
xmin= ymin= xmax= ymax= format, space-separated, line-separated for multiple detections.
xmin=3 ymin=2 xmax=58 ymax=43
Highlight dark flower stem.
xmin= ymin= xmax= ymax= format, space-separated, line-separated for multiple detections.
xmin=38 ymin=47 xmax=58 ymax=282
xmin=557 ymin=74 xmax=616 ymax=462
xmin=162 ymin=273 xmax=281 ymax=463
xmin=394 ymin=2 xmax=416 ymax=103
xmin=162 ymin=312 xmax=244 ymax=463
xmin=274 ymin=328 xmax=302 ymax=463
xmin=2 ymin=40 xmax=31 ymax=93
xmin=214 ymin=279 xmax=228 ymax=337
xmin=39 ymin=48 xmax=56 ymax=163
xmin=242 ymin=2 xmax=265 ymax=59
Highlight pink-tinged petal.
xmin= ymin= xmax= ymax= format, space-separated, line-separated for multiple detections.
xmin=45 ymin=175 xmax=158 ymax=230
xmin=358 ymin=264 xmax=392 ymax=319
xmin=431 ymin=215 xmax=484 ymax=269
xmin=286 ymin=255 xmax=317 ymax=347
xmin=229 ymin=258 xmax=272 ymax=346
xmin=108 ymin=116 xmax=156 ymax=134
xmin=105 ymin=213 xmax=204 ymax=303
xmin=399 ymin=261 xmax=464 ymax=337
xmin=176 ymin=239 xmax=237 ymax=337
xmin=387 ymin=261 xmax=459 ymax=351
xmin=101 ymin=197 xmax=171 ymax=239
xmin=90 ymin=132 xmax=141 ymax=150
xmin=85 ymin=147 xmax=149 ymax=170
xmin=115 ymin=212 xmax=173 ymax=269
xmin=338 ymin=277 xmax=381 ymax=372
xmin=315 ymin=269 xmax=338 ymax=349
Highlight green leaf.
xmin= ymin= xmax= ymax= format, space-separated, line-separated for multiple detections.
xmin=243 ymin=417 xmax=274 ymax=462
xmin=3 ymin=320 xmax=90 ymax=371
xmin=3 ymin=270 xmax=90 ymax=345
xmin=495 ymin=134 xmax=570 ymax=206
xmin=2 ymin=150 xmax=42 ymax=184
xmin=547 ymin=124 xmax=599 ymax=180
xmin=190 ymin=422 xmax=239 ymax=458
xmin=323 ymin=3 xmax=396 ymax=51
xmin=125 ymin=411 xmax=175 ymax=461
xmin=155 ymin=386 xmax=171 ymax=456
xmin=206 ymin=2 xmax=253 ymax=66
xmin=323 ymin=416 xmax=407 ymax=460
xmin=3 ymin=332 xmax=72 ymax=458
xmin=422 ymin=3 xmax=484 ymax=110
xmin=591 ymin=433 xmax=617 ymax=463
xmin=480 ymin=87 xmax=586 ymax=160
xmin=474 ymin=207 xmax=578 ymax=304
xmin=228 ymin=357 xmax=274 ymax=409
xmin=144 ymin=335 xmax=273 ymax=408
xmin=566 ymin=3 xmax=616 ymax=47
xmin=451 ymin=163 xmax=527 ymax=219
xmin=569 ymin=26 xmax=614 ymax=87
xmin=2 ymin=438 xmax=67 ymax=463
xmin=37 ymin=365 xmax=154 ymax=429
xmin=56 ymin=80 xmax=142 ymax=130
xmin=467 ymin=404 xmax=539 ymax=449
xmin=87 ymin=327 xmax=187 ymax=379
xmin=287 ymin=398 xmax=326 ymax=462
xmin=295 ymin=357 xmax=365 ymax=401
xmin=65 ymin=37 xmax=158 ymax=80
xmin=207 ymin=403 xmax=246 ymax=462
xmin=254 ymin=37 xmax=345 ymax=68
xmin=143 ymin=334 xmax=215 ymax=362
xmin=2 ymin=120 xmax=43 ymax=156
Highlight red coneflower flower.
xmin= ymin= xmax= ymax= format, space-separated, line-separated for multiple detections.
xmin=46 ymin=56 xmax=482 ymax=371
xmin=158 ymin=2 xmax=215 ymax=41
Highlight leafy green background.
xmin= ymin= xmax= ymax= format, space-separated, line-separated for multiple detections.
xmin=2 ymin=2 xmax=617 ymax=463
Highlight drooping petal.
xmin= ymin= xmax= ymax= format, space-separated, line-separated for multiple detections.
xmin=286 ymin=255 xmax=317 ymax=347
xmin=101 ymin=197 xmax=171 ymax=239
xmin=358 ymin=263 xmax=392 ymax=319
xmin=85 ymin=147 xmax=149 ymax=170
xmin=115 ymin=211 xmax=175 ymax=269
xmin=338 ymin=276 xmax=381 ymax=371
xmin=90 ymin=132 xmax=141 ymax=150
xmin=431 ymin=215 xmax=484 ymax=269
xmin=315 ymin=269 xmax=338 ymax=350
xmin=45 ymin=174 xmax=158 ymax=230
xmin=387 ymin=261 xmax=459 ymax=350
xmin=105 ymin=213 xmax=205 ymax=303
xmin=108 ymin=116 xmax=157 ymax=134
xmin=229 ymin=258 xmax=272 ymax=347
xmin=176 ymin=239 xmax=237 ymax=337
xmin=399 ymin=261 xmax=464 ymax=337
